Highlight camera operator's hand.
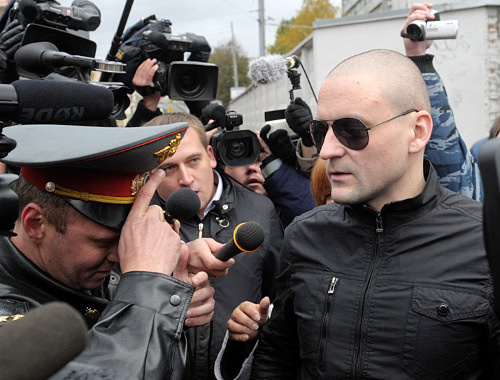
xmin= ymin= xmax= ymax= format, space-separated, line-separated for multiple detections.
xmin=260 ymin=125 xmax=296 ymax=166
xmin=132 ymin=58 xmax=161 ymax=111
xmin=0 ymin=19 xmax=26 ymax=83
xmin=255 ymin=130 xmax=272 ymax=160
xmin=285 ymin=97 xmax=314 ymax=147
xmin=403 ymin=2 xmax=435 ymax=56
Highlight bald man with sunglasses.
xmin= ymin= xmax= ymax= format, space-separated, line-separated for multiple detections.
xmin=250 ymin=48 xmax=500 ymax=378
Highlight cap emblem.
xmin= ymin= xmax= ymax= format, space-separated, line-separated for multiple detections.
xmin=154 ymin=133 xmax=182 ymax=163
xmin=131 ymin=172 xmax=150 ymax=196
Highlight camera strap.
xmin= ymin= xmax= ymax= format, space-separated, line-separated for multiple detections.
xmin=134 ymin=84 xmax=159 ymax=97
xmin=400 ymin=29 xmax=418 ymax=41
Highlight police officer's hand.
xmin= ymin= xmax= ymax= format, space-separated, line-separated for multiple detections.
xmin=285 ymin=97 xmax=314 ymax=147
xmin=185 ymin=238 xmax=234 ymax=279
xmin=174 ymin=246 xmax=215 ymax=327
xmin=119 ymin=169 xmax=181 ymax=275
xmin=227 ymin=297 xmax=270 ymax=342
xmin=260 ymin=125 xmax=297 ymax=166
xmin=0 ymin=19 xmax=25 ymax=83
xmin=403 ymin=2 xmax=435 ymax=56
xmin=132 ymin=58 xmax=161 ymax=111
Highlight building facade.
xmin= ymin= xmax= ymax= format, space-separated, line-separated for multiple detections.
xmin=230 ymin=0 xmax=500 ymax=148
xmin=343 ymin=0 xmax=469 ymax=16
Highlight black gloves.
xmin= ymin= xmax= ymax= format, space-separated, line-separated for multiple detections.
xmin=260 ymin=125 xmax=296 ymax=166
xmin=285 ymin=97 xmax=314 ymax=147
xmin=0 ymin=19 xmax=25 ymax=83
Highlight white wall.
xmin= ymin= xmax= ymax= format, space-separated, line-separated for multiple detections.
xmin=230 ymin=2 xmax=500 ymax=148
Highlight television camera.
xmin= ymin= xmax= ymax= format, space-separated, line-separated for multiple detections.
xmin=114 ymin=17 xmax=218 ymax=102
xmin=1 ymin=0 xmax=129 ymax=119
xmin=204 ymin=104 xmax=260 ymax=168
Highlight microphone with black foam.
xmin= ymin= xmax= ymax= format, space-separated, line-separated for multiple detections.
xmin=14 ymin=41 xmax=126 ymax=76
xmin=0 ymin=79 xmax=114 ymax=123
xmin=0 ymin=302 xmax=88 ymax=379
xmin=215 ymin=222 xmax=265 ymax=261
xmin=164 ymin=187 xmax=201 ymax=223
xmin=248 ymin=54 xmax=301 ymax=85
xmin=202 ymin=103 xmax=227 ymax=131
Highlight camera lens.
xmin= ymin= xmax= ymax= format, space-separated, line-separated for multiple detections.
xmin=179 ymin=70 xmax=200 ymax=91
xmin=228 ymin=140 xmax=248 ymax=159
xmin=218 ymin=130 xmax=260 ymax=168
xmin=174 ymin=68 xmax=207 ymax=98
xmin=406 ymin=21 xmax=425 ymax=41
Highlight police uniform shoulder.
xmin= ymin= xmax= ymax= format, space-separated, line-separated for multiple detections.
xmin=0 ymin=299 xmax=28 ymax=324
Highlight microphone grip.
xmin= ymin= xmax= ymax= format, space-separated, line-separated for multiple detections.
xmin=214 ymin=239 xmax=239 ymax=261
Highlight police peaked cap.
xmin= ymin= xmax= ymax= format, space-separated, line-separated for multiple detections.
xmin=2 ymin=123 xmax=188 ymax=230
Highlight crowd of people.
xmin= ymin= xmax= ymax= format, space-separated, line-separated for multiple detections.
xmin=0 ymin=1 xmax=499 ymax=379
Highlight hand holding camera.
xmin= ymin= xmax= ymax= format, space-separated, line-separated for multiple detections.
xmin=285 ymin=97 xmax=314 ymax=147
xmin=132 ymin=58 xmax=161 ymax=111
xmin=260 ymin=125 xmax=297 ymax=166
xmin=0 ymin=19 xmax=26 ymax=83
xmin=401 ymin=3 xmax=458 ymax=56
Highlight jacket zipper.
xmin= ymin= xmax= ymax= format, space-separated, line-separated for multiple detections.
xmin=354 ymin=213 xmax=383 ymax=379
xmin=198 ymin=223 xmax=203 ymax=239
xmin=318 ymin=276 xmax=339 ymax=370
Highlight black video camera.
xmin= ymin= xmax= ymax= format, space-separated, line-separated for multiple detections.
xmin=210 ymin=110 xmax=260 ymax=168
xmin=18 ymin=0 xmax=101 ymax=32
xmin=116 ymin=17 xmax=218 ymax=101
xmin=14 ymin=23 xmax=130 ymax=119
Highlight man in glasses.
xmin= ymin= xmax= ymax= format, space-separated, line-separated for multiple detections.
xmin=250 ymin=48 xmax=499 ymax=378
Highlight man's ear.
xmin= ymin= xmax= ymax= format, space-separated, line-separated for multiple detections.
xmin=21 ymin=203 xmax=47 ymax=244
xmin=207 ymin=145 xmax=217 ymax=169
xmin=409 ymin=111 xmax=433 ymax=154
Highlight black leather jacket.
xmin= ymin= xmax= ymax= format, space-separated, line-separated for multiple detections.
xmin=153 ymin=170 xmax=284 ymax=379
xmin=0 ymin=237 xmax=194 ymax=379
xmin=252 ymin=161 xmax=500 ymax=379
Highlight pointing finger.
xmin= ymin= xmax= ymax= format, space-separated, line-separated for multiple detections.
xmin=127 ymin=169 xmax=165 ymax=222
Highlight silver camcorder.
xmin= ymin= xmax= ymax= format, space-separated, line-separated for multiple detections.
xmin=403 ymin=10 xmax=459 ymax=41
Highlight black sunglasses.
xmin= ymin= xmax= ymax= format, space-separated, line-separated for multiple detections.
xmin=309 ymin=109 xmax=418 ymax=151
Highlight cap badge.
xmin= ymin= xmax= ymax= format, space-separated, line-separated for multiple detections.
xmin=131 ymin=172 xmax=150 ymax=196
xmin=154 ymin=133 xmax=182 ymax=163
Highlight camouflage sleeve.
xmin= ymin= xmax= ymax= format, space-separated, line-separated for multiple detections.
xmin=423 ymin=72 xmax=484 ymax=202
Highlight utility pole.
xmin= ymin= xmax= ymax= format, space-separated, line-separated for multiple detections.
xmin=258 ymin=0 xmax=265 ymax=56
xmin=230 ymin=22 xmax=238 ymax=87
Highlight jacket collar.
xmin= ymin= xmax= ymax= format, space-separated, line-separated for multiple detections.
xmin=150 ymin=168 xmax=237 ymax=223
xmin=0 ymin=237 xmax=109 ymax=327
xmin=348 ymin=160 xmax=442 ymax=225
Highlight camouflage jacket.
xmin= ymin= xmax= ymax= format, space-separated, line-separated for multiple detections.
xmin=424 ymin=71 xmax=483 ymax=202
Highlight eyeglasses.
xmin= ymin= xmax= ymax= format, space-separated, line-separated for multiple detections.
xmin=309 ymin=109 xmax=418 ymax=151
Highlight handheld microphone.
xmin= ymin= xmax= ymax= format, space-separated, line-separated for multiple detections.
xmin=0 ymin=302 xmax=88 ymax=379
xmin=202 ymin=103 xmax=227 ymax=131
xmin=15 ymin=41 xmax=126 ymax=75
xmin=215 ymin=222 xmax=265 ymax=261
xmin=164 ymin=187 xmax=201 ymax=222
xmin=248 ymin=54 xmax=301 ymax=85
xmin=0 ymin=79 xmax=114 ymax=123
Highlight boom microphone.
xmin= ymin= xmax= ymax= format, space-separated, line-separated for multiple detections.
xmin=0 ymin=302 xmax=88 ymax=379
xmin=164 ymin=187 xmax=201 ymax=222
xmin=15 ymin=41 xmax=126 ymax=75
xmin=248 ymin=54 xmax=301 ymax=85
xmin=215 ymin=222 xmax=265 ymax=261
xmin=0 ymin=79 xmax=114 ymax=123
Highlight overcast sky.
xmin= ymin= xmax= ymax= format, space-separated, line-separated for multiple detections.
xmin=88 ymin=0 xmax=341 ymax=60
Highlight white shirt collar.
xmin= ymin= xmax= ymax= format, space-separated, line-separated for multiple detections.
xmin=202 ymin=170 xmax=223 ymax=219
